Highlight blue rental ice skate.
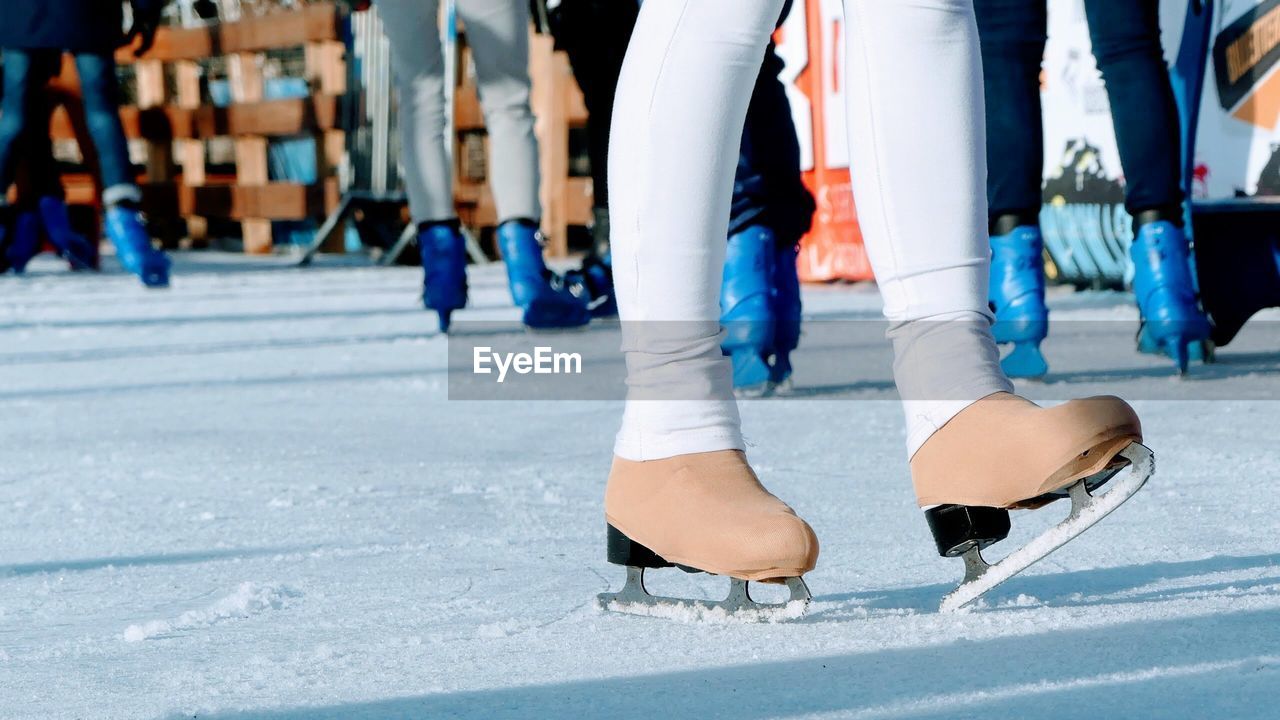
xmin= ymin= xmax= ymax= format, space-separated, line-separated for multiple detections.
xmin=989 ymin=224 xmax=1049 ymax=379
xmin=1130 ymin=219 xmax=1211 ymax=374
xmin=3 ymin=209 xmax=43 ymax=274
xmin=720 ymin=226 xmax=776 ymax=395
xmin=564 ymin=252 xmax=618 ymax=319
xmin=771 ymin=239 xmax=802 ymax=392
xmin=418 ymin=223 xmax=468 ymax=333
xmin=496 ymin=220 xmax=591 ymax=330
xmin=105 ymin=205 xmax=170 ymax=288
xmin=38 ymin=197 xmax=98 ymax=271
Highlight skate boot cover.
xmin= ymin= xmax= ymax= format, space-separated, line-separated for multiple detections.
xmin=1130 ymin=220 xmax=1211 ymax=373
xmin=989 ymin=225 xmax=1049 ymax=378
xmin=911 ymin=392 xmax=1141 ymax=509
xmin=604 ymin=450 xmax=818 ymax=581
xmin=418 ymin=223 xmax=468 ymax=333
xmin=720 ymin=226 xmax=777 ymax=394
xmin=496 ymin=220 xmax=590 ymax=329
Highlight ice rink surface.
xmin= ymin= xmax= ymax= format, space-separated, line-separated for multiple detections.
xmin=2 ymin=253 xmax=1280 ymax=719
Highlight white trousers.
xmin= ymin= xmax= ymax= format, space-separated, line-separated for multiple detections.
xmin=377 ymin=0 xmax=542 ymax=224
xmin=610 ymin=0 xmax=1013 ymax=461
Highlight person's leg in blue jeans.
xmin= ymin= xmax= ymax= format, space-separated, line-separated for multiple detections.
xmin=23 ymin=84 xmax=101 ymax=271
xmin=973 ymin=0 xmax=1051 ymax=378
xmin=0 ymin=48 xmax=62 ymax=273
xmin=74 ymin=51 xmax=169 ymax=287
xmin=1083 ymin=0 xmax=1209 ymax=371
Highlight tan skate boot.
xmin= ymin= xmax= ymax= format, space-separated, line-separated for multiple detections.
xmin=910 ymin=392 xmax=1154 ymax=611
xmin=597 ymin=450 xmax=819 ymax=619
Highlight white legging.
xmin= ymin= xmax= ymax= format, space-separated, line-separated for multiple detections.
xmin=610 ymin=0 xmax=1013 ymax=461
xmin=377 ymin=0 xmax=541 ymax=224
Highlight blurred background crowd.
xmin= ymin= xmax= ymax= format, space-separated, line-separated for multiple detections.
xmin=1 ymin=0 xmax=1278 ymax=382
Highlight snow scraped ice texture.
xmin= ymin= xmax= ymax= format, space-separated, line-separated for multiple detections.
xmin=122 ymin=582 xmax=301 ymax=642
xmin=2 ymin=254 xmax=1280 ymax=719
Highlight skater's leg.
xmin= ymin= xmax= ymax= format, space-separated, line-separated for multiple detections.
xmin=375 ymin=0 xmax=470 ymax=331
xmin=458 ymin=0 xmax=590 ymax=329
xmin=840 ymin=0 xmax=1144 ymax=502
xmin=838 ymin=1 xmax=1150 ymax=610
xmin=840 ymin=0 xmax=1013 ymax=456
xmin=0 ymin=49 xmax=58 ymax=272
xmin=74 ymin=53 xmax=142 ymax=208
xmin=458 ymin=0 xmax=540 ymax=223
xmin=376 ymin=0 xmax=453 ymax=225
xmin=972 ymin=0 xmax=1050 ymax=378
xmin=0 ymin=49 xmax=61 ymax=197
xmin=610 ymin=0 xmax=788 ymax=460
xmin=973 ymin=0 xmax=1046 ymax=225
xmin=723 ymin=41 xmax=815 ymax=393
xmin=75 ymin=52 xmax=169 ymax=286
xmin=1083 ymin=0 xmax=1181 ymax=219
xmin=1083 ymin=0 xmax=1210 ymax=371
xmin=601 ymin=1 xmax=817 ymax=605
xmin=27 ymin=115 xmax=99 ymax=271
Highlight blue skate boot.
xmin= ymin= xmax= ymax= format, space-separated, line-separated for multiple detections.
xmin=720 ymin=226 xmax=776 ymax=395
xmin=496 ymin=220 xmax=591 ymax=330
xmin=771 ymin=238 xmax=802 ymax=392
xmin=105 ymin=205 xmax=170 ymax=288
xmin=569 ymin=253 xmax=618 ymax=319
xmin=418 ymin=222 xmax=468 ymax=333
xmin=38 ymin=197 xmax=98 ymax=271
xmin=3 ymin=208 xmax=43 ymax=274
xmin=1130 ymin=215 xmax=1212 ymax=374
xmin=562 ymin=208 xmax=618 ymax=319
xmin=989 ymin=219 xmax=1050 ymax=379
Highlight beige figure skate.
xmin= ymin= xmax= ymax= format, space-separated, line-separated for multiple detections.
xmin=911 ymin=393 xmax=1154 ymax=611
xmin=597 ymin=450 xmax=819 ymax=621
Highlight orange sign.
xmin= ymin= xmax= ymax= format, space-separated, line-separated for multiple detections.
xmin=777 ymin=0 xmax=872 ymax=282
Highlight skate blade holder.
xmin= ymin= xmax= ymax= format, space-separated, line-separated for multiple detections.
xmin=596 ymin=566 xmax=811 ymax=622
xmin=597 ymin=525 xmax=812 ymax=621
xmin=929 ymin=442 xmax=1154 ymax=613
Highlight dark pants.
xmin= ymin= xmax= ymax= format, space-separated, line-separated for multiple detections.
xmin=730 ymin=43 xmax=814 ymax=244
xmin=975 ymin=0 xmax=1183 ymax=226
xmin=550 ymin=0 xmax=638 ymax=211
xmin=0 ymin=48 xmax=137 ymax=204
xmin=552 ymin=0 xmax=812 ymax=245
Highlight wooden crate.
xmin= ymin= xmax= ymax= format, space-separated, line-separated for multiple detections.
xmin=45 ymin=3 xmax=348 ymax=254
xmin=39 ymin=5 xmax=591 ymax=258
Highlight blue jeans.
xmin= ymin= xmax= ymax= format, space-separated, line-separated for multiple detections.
xmin=975 ymin=0 xmax=1183 ymax=226
xmin=0 ymin=48 xmax=139 ymax=206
